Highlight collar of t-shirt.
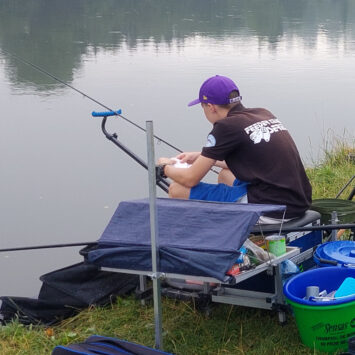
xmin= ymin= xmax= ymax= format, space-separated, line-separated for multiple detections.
xmin=227 ymin=103 xmax=246 ymax=116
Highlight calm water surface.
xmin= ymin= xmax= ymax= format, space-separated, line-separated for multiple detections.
xmin=0 ymin=0 xmax=354 ymax=296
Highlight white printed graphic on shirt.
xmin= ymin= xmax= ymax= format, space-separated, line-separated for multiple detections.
xmin=205 ymin=134 xmax=216 ymax=147
xmin=244 ymin=118 xmax=287 ymax=144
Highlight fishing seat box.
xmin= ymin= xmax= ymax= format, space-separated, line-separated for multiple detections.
xmin=162 ymin=210 xmax=322 ymax=311
xmin=86 ymin=200 xmax=322 ymax=323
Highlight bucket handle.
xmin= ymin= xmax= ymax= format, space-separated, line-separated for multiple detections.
xmin=344 ymin=263 xmax=355 ymax=268
xmin=313 ymin=252 xmax=338 ymax=266
xmin=314 ymin=252 xmax=355 ymax=268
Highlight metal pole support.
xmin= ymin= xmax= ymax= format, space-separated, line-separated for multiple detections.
xmin=330 ymin=211 xmax=339 ymax=241
xmin=146 ymin=121 xmax=163 ymax=350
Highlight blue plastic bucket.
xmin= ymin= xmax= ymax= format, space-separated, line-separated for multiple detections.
xmin=283 ymin=267 xmax=355 ymax=353
xmin=314 ymin=241 xmax=355 ymax=267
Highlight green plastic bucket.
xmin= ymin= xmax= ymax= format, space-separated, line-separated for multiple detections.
xmin=283 ymin=267 xmax=355 ymax=353
xmin=311 ymin=198 xmax=355 ymax=224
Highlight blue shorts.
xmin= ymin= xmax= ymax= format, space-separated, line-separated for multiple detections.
xmin=189 ymin=179 xmax=249 ymax=203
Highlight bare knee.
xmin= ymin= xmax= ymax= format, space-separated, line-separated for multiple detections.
xmin=218 ymin=168 xmax=236 ymax=186
xmin=168 ymin=182 xmax=191 ymax=199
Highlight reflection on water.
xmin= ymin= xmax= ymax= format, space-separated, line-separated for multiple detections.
xmin=1 ymin=0 xmax=355 ymax=90
xmin=0 ymin=0 xmax=354 ymax=296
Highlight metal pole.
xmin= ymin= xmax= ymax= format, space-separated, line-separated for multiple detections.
xmin=330 ymin=211 xmax=339 ymax=241
xmin=146 ymin=120 xmax=163 ymax=350
xmin=139 ymin=275 xmax=147 ymax=306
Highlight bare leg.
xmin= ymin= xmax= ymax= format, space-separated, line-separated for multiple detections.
xmin=169 ymin=168 xmax=235 ymax=199
xmin=218 ymin=168 xmax=236 ymax=186
xmin=168 ymin=182 xmax=191 ymax=199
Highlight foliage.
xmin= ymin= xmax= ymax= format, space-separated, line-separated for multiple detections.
xmin=307 ymin=139 xmax=354 ymax=199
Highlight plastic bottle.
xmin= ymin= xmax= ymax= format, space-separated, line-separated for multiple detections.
xmin=236 ymin=246 xmax=247 ymax=263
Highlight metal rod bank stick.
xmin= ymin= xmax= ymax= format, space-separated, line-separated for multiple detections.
xmin=146 ymin=120 xmax=163 ymax=350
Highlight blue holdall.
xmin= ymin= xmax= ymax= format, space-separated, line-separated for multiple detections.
xmin=52 ymin=335 xmax=173 ymax=355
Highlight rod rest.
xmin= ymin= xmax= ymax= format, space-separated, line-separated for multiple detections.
xmin=251 ymin=210 xmax=321 ymax=234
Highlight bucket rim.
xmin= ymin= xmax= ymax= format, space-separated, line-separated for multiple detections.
xmin=285 ymin=297 xmax=355 ymax=309
xmin=283 ymin=267 xmax=355 ymax=306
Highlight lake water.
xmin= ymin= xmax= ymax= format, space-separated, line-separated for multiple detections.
xmin=0 ymin=0 xmax=354 ymax=296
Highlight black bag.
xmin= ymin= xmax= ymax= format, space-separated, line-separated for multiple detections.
xmin=0 ymin=262 xmax=139 ymax=325
xmin=52 ymin=335 xmax=173 ymax=355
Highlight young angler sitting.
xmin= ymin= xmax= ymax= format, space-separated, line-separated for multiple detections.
xmin=157 ymin=75 xmax=312 ymax=223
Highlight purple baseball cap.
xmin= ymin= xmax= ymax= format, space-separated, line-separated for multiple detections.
xmin=188 ymin=75 xmax=241 ymax=107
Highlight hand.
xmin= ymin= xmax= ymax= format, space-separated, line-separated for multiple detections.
xmin=157 ymin=157 xmax=175 ymax=165
xmin=176 ymin=151 xmax=201 ymax=164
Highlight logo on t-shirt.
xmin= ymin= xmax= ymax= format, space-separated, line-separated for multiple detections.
xmin=205 ymin=134 xmax=216 ymax=147
xmin=244 ymin=118 xmax=287 ymax=144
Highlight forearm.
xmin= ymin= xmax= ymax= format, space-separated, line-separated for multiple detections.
xmin=176 ymin=151 xmax=201 ymax=164
xmin=178 ymin=151 xmax=226 ymax=169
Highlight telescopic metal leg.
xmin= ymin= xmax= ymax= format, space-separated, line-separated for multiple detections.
xmin=146 ymin=121 xmax=163 ymax=350
xmin=139 ymin=275 xmax=147 ymax=306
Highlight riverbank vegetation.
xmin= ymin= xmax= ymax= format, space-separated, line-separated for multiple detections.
xmin=0 ymin=145 xmax=353 ymax=355
xmin=307 ymin=140 xmax=354 ymax=199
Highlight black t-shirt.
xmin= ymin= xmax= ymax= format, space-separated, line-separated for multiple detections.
xmin=201 ymin=104 xmax=312 ymax=218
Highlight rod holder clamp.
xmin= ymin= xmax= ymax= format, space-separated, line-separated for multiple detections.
xmin=330 ymin=210 xmax=339 ymax=224
xmin=150 ymin=272 xmax=166 ymax=280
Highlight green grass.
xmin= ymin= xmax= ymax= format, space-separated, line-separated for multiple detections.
xmin=0 ymin=144 xmax=353 ymax=355
xmin=0 ymin=298 xmax=320 ymax=355
xmin=307 ymin=139 xmax=354 ymax=199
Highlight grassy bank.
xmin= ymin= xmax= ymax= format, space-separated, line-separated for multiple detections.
xmin=0 ymin=298 xmax=313 ymax=355
xmin=307 ymin=142 xmax=354 ymax=199
xmin=0 ymin=146 xmax=354 ymax=355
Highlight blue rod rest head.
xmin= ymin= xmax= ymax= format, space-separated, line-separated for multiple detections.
xmin=92 ymin=109 xmax=122 ymax=117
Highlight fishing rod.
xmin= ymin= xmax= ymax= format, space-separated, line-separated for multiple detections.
xmin=335 ymin=174 xmax=355 ymax=200
xmin=0 ymin=223 xmax=353 ymax=254
xmin=0 ymin=242 xmax=97 ymax=253
xmin=2 ymin=48 xmax=220 ymax=177
xmin=0 ymin=48 xmax=185 ymax=151
xmin=2 ymin=49 xmax=182 ymax=149
xmin=253 ymin=223 xmax=355 ymax=235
